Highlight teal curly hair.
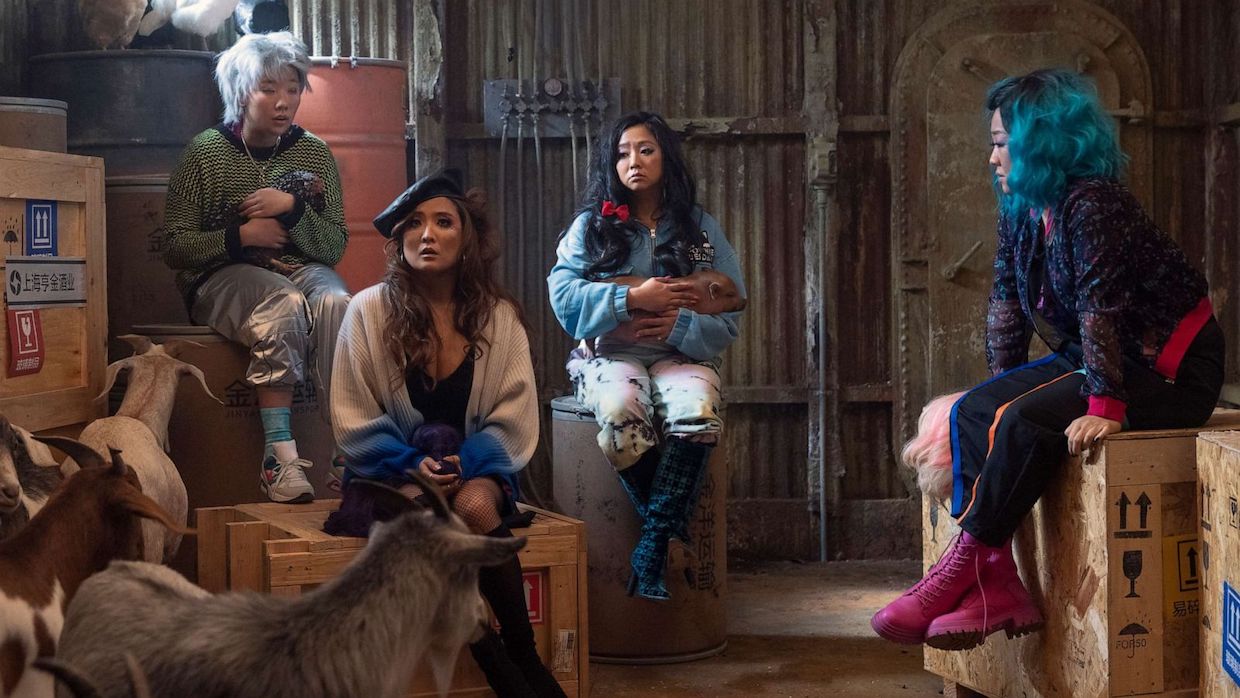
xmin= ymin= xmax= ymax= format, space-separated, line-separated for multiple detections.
xmin=986 ymin=69 xmax=1127 ymax=217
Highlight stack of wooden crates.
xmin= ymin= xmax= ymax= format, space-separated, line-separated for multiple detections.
xmin=196 ymin=500 xmax=589 ymax=697
xmin=924 ymin=411 xmax=1240 ymax=697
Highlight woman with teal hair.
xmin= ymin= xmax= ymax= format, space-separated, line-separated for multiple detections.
xmin=873 ymin=68 xmax=1224 ymax=650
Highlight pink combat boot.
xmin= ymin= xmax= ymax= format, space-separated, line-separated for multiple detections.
xmin=871 ymin=531 xmax=986 ymax=644
xmin=923 ymin=541 xmax=1044 ymax=650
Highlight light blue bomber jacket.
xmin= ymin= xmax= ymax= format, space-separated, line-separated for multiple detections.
xmin=547 ymin=207 xmax=746 ymax=362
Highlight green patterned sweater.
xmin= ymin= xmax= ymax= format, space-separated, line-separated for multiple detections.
xmin=162 ymin=124 xmax=348 ymax=305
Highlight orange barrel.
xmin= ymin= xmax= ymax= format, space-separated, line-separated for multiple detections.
xmin=0 ymin=97 xmax=67 ymax=152
xmin=551 ymin=395 xmax=728 ymax=663
xmin=105 ymin=176 xmax=189 ymax=362
xmin=28 ymin=50 xmax=220 ymax=176
xmin=295 ymin=57 xmax=407 ymax=292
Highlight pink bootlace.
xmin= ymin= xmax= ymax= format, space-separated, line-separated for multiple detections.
xmin=909 ymin=534 xmax=977 ymax=609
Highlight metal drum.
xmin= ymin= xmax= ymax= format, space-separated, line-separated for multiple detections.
xmin=0 ymin=97 xmax=67 ymax=153
xmin=28 ymin=51 xmax=220 ymax=175
xmin=550 ymin=395 xmax=728 ymax=663
xmin=294 ymin=57 xmax=407 ymax=292
xmin=104 ymin=176 xmax=189 ymax=362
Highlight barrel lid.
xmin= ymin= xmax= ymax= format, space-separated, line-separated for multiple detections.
xmin=551 ymin=395 xmax=595 ymax=420
xmin=0 ymin=97 xmax=68 ymax=112
xmin=131 ymin=324 xmax=218 ymax=337
xmin=310 ymin=56 xmax=406 ymax=69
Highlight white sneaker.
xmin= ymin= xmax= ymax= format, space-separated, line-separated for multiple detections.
xmin=260 ymin=454 xmax=315 ymax=503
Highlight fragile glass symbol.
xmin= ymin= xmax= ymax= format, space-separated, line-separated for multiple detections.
xmin=1122 ymin=550 xmax=1143 ymax=598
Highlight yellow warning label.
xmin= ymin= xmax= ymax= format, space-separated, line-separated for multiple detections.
xmin=1163 ymin=534 xmax=1201 ymax=619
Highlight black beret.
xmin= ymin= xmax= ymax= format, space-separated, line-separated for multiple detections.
xmin=372 ymin=168 xmax=465 ymax=238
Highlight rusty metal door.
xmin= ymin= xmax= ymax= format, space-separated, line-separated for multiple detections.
xmin=925 ymin=34 xmax=1124 ymax=395
xmin=891 ymin=1 xmax=1153 ymax=439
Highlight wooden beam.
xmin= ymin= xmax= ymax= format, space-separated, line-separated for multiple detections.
xmin=410 ymin=0 xmax=445 ymax=177
xmin=1218 ymin=102 xmax=1240 ymax=127
xmin=442 ymin=116 xmax=808 ymax=140
xmin=841 ymin=382 xmax=895 ymax=403
xmin=839 ymin=115 xmax=890 ymax=133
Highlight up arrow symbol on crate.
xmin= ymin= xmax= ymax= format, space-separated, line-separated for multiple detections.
xmin=1117 ymin=492 xmax=1131 ymax=529
xmin=1136 ymin=492 xmax=1152 ymax=529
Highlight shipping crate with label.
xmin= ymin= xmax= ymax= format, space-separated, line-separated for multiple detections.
xmin=1196 ymin=432 xmax=1240 ymax=698
xmin=0 ymin=146 xmax=106 ymax=430
xmin=925 ymin=411 xmax=1240 ymax=698
xmin=197 ymin=500 xmax=588 ymax=697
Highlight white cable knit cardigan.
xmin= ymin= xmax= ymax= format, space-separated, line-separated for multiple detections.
xmin=330 ymin=284 xmax=538 ymax=476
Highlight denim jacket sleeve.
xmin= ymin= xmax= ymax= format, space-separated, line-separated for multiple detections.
xmin=547 ymin=213 xmax=632 ymax=340
xmin=666 ymin=212 xmax=746 ymax=361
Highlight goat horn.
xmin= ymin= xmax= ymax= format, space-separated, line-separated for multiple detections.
xmin=107 ymin=447 xmax=126 ymax=477
xmin=98 ymin=357 xmax=137 ymax=401
xmin=178 ymin=363 xmax=223 ymax=405
xmin=404 ymin=468 xmax=452 ymax=520
xmin=124 ymin=652 xmax=152 ymax=698
xmin=33 ymin=436 xmax=106 ymax=470
xmin=161 ymin=339 xmax=205 ymax=359
xmin=32 ymin=657 xmax=102 ymax=698
xmin=117 ymin=334 xmax=155 ymax=356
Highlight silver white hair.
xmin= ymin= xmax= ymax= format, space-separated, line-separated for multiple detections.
xmin=214 ymin=31 xmax=311 ymax=125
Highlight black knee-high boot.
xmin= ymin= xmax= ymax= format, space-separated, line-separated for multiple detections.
xmin=616 ymin=447 xmax=660 ymax=519
xmin=469 ymin=630 xmax=536 ymax=698
xmin=479 ymin=525 xmax=567 ymax=698
xmin=629 ymin=438 xmax=713 ymax=601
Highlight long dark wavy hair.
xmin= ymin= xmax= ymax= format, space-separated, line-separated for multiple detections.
xmin=381 ymin=188 xmax=524 ymax=386
xmin=575 ymin=111 xmax=700 ymax=279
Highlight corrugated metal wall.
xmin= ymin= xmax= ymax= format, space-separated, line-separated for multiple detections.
xmin=0 ymin=0 xmax=28 ymax=94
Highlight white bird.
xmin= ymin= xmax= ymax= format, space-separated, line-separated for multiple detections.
xmin=138 ymin=0 xmax=240 ymax=38
xmin=79 ymin=0 xmax=147 ymax=49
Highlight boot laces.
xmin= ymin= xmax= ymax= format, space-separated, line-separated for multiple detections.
xmin=910 ymin=534 xmax=974 ymax=608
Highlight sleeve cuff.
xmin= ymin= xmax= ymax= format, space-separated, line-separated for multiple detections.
xmin=225 ymin=222 xmax=245 ymax=261
xmin=1087 ymin=395 xmax=1127 ymax=423
xmin=613 ymin=285 xmax=632 ymax=322
xmin=666 ymin=308 xmax=692 ymax=346
xmin=277 ymin=196 xmax=306 ymax=230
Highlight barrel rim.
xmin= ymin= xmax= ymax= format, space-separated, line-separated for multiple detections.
xmin=132 ymin=324 xmax=217 ymax=336
xmin=29 ymin=50 xmax=216 ymax=63
xmin=0 ymin=97 xmax=68 ymax=111
xmin=309 ymin=56 xmax=406 ymax=69
xmin=105 ymin=175 xmax=172 ymax=187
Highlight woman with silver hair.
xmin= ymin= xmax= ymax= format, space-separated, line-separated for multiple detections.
xmin=162 ymin=31 xmax=350 ymax=503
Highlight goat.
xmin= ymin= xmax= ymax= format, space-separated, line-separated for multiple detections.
xmin=54 ymin=472 xmax=525 ymax=698
xmin=0 ymin=418 xmax=62 ymax=541
xmin=68 ymin=335 xmax=219 ymax=564
xmin=0 ymin=438 xmax=189 ymax=698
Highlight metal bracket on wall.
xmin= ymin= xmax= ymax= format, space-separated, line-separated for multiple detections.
xmin=483 ymin=78 xmax=621 ymax=138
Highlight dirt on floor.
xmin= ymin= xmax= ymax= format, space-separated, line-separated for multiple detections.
xmin=589 ymin=560 xmax=945 ymax=697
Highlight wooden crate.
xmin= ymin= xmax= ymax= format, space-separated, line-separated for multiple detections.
xmin=197 ymin=500 xmax=588 ymax=698
xmin=0 ymin=145 xmax=106 ymax=431
xmin=1197 ymin=432 xmax=1240 ymax=698
xmin=925 ymin=410 xmax=1240 ymax=697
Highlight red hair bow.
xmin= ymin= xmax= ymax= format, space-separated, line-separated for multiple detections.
xmin=601 ymin=200 xmax=630 ymax=222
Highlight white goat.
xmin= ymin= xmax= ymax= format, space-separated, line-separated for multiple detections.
xmin=0 ymin=417 xmax=62 ymax=540
xmin=0 ymin=438 xmax=188 ymax=698
xmin=70 ymin=335 xmax=218 ymax=563
xmin=54 ymin=474 xmax=525 ymax=698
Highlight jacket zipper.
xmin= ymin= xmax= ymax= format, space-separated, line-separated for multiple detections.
xmin=649 ymin=225 xmax=656 ymax=272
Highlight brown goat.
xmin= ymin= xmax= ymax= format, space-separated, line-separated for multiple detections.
xmin=0 ymin=438 xmax=189 ymax=697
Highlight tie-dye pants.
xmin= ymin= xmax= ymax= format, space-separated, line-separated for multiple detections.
xmin=567 ymin=343 xmax=724 ymax=469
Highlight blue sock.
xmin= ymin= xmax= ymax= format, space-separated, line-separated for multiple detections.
xmin=259 ymin=407 xmax=293 ymax=447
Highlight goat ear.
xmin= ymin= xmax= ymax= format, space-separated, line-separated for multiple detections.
xmin=161 ymin=339 xmax=205 ymax=360
xmin=707 ymin=281 xmax=721 ymax=300
xmin=32 ymin=657 xmax=103 ymax=698
xmin=449 ymin=531 xmax=525 ymax=566
xmin=117 ymin=334 xmax=155 ymax=356
xmin=117 ymin=487 xmax=193 ymax=536
xmin=404 ymin=468 xmax=452 ymax=520
xmin=34 ymin=435 xmax=106 ymax=469
xmin=177 ymin=363 xmax=222 ymax=405
xmin=98 ymin=357 xmax=136 ymax=401
xmin=12 ymin=425 xmax=55 ymax=467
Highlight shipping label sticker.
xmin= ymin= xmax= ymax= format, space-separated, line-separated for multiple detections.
xmin=23 ymin=200 xmax=57 ymax=256
xmin=6 ymin=309 xmax=44 ymax=377
xmin=1163 ymin=534 xmax=1200 ymax=619
xmin=5 ymin=256 xmax=86 ymax=309
xmin=1224 ymin=581 xmax=1240 ymax=687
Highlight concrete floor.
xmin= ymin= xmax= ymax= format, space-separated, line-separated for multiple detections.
xmin=590 ymin=560 xmax=944 ymax=697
